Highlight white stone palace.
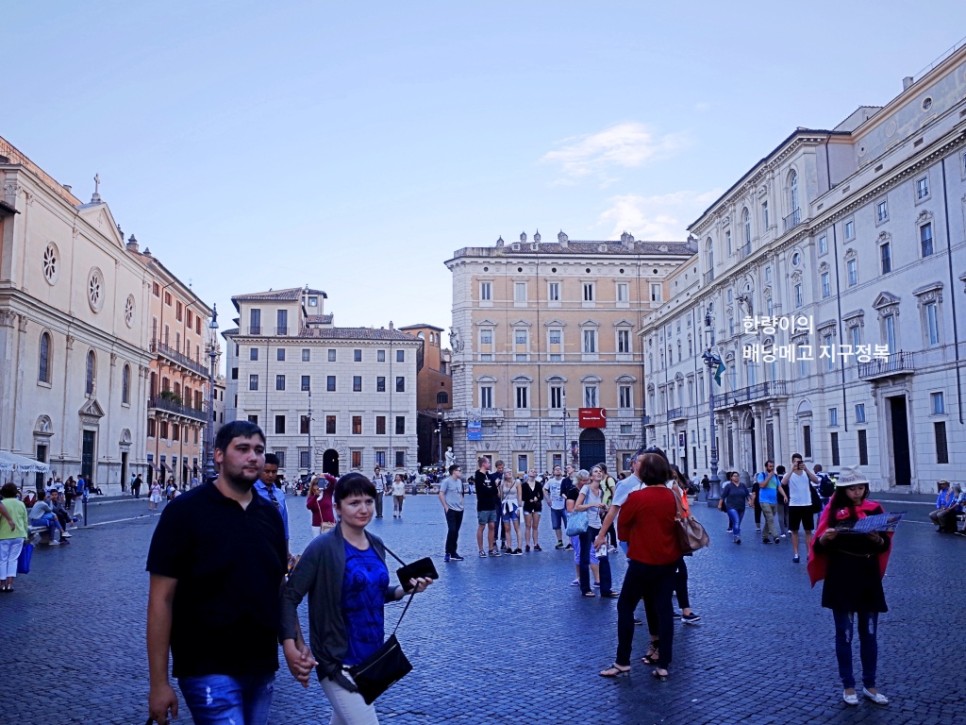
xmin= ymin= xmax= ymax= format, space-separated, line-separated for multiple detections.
xmin=642 ymin=44 xmax=966 ymax=493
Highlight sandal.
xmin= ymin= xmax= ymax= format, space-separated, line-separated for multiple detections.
xmin=583 ymin=591 xmax=596 ymax=598
xmin=651 ymin=668 xmax=669 ymax=681
xmin=599 ymin=663 xmax=630 ymax=678
xmin=641 ymin=642 xmax=660 ymax=664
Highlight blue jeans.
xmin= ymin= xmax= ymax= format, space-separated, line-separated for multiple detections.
xmin=726 ymin=508 xmax=745 ymax=538
xmin=833 ymin=610 xmax=878 ymax=690
xmin=30 ymin=513 xmax=62 ymax=538
xmin=179 ymin=672 xmax=275 ymax=725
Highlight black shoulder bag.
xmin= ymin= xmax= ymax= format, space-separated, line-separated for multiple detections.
xmin=348 ymin=545 xmax=416 ymax=705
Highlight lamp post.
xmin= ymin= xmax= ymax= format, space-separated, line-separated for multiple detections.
xmin=435 ymin=409 xmax=443 ymax=469
xmin=701 ymin=305 xmax=721 ymax=505
xmin=203 ymin=304 xmax=219 ymax=484
xmin=307 ymin=386 xmax=313 ymax=477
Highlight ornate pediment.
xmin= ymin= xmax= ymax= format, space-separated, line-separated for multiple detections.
xmin=79 ymin=398 xmax=105 ymax=423
xmin=871 ymin=291 xmax=900 ymax=310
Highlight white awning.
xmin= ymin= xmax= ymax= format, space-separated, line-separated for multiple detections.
xmin=0 ymin=450 xmax=51 ymax=473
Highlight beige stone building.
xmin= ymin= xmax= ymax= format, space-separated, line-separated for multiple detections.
xmin=0 ymin=137 xmax=153 ymax=493
xmin=128 ymin=242 xmax=214 ymax=487
xmin=223 ymin=288 xmax=421 ymax=479
xmin=445 ymin=231 xmax=695 ymax=475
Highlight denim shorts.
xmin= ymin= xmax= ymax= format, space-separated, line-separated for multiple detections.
xmin=477 ymin=509 xmax=497 ymax=525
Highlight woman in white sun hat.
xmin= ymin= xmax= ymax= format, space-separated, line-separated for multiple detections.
xmin=808 ymin=465 xmax=892 ymax=708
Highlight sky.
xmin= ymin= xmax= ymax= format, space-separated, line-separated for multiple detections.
xmin=7 ymin=1 xmax=966 ymax=334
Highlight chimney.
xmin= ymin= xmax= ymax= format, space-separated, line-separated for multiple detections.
xmin=557 ymin=230 xmax=569 ymax=248
xmin=902 ymin=76 xmax=914 ymax=90
xmin=62 ymin=184 xmax=72 ymax=192
xmin=126 ymin=234 xmax=139 ymax=252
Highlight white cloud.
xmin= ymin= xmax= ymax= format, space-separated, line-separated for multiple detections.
xmin=540 ymin=122 xmax=688 ymax=182
xmin=598 ymin=190 xmax=722 ymax=240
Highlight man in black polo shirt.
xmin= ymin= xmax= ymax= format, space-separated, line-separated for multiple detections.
xmin=146 ymin=421 xmax=287 ymax=725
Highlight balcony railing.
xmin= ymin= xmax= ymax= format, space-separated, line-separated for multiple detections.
xmin=713 ymin=380 xmax=788 ymax=409
xmin=249 ymin=325 xmax=262 ymax=335
xmin=667 ymin=407 xmax=686 ymax=421
xmin=151 ymin=340 xmax=210 ymax=377
xmin=148 ymin=396 xmax=208 ymax=422
xmin=738 ymin=242 xmax=752 ymax=260
xmin=783 ymin=208 xmax=802 ymax=233
xmin=857 ymin=352 xmax=914 ymax=380
xmin=703 ymin=269 xmax=715 ymax=285
xmin=275 ymin=326 xmax=289 ymax=335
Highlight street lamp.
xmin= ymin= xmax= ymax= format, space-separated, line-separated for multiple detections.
xmin=306 ymin=386 xmax=313 ymax=476
xmin=435 ymin=409 xmax=443 ymax=468
xmin=701 ymin=305 xmax=721 ymax=505
xmin=204 ymin=304 xmax=219 ymax=483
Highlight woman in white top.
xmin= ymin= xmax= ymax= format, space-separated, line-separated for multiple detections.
xmin=501 ymin=476 xmax=523 ymax=554
xmin=391 ymin=473 xmax=407 ymax=518
xmin=575 ymin=465 xmax=616 ymax=597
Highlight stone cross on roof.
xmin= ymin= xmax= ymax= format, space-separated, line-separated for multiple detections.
xmin=91 ymin=172 xmax=102 ymax=203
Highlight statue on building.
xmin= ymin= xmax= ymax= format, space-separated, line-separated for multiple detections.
xmin=444 ymin=446 xmax=455 ymax=468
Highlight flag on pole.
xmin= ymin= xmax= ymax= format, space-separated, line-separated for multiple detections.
xmin=714 ymin=358 xmax=726 ymax=386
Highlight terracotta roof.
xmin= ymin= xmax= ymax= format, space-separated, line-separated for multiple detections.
xmin=399 ymin=323 xmax=444 ymax=331
xmin=231 ymin=287 xmax=327 ymax=306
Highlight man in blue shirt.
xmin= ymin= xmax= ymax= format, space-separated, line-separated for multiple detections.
xmin=928 ymin=480 xmax=953 ymax=530
xmin=754 ymin=460 xmax=787 ymax=545
xmin=254 ymin=453 xmax=289 ymax=551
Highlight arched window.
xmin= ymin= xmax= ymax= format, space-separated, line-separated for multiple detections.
xmin=705 ymin=237 xmax=714 ymax=273
xmin=39 ymin=332 xmax=52 ymax=383
xmin=436 ymin=391 xmax=449 ymax=404
xmin=85 ymin=350 xmax=96 ymax=395
xmin=742 ymin=207 xmax=751 ymax=244
xmin=122 ymin=364 xmax=131 ymax=405
xmin=788 ymin=169 xmax=799 ymax=212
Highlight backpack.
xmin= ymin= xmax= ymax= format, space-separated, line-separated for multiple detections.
xmin=818 ymin=473 xmax=834 ymax=498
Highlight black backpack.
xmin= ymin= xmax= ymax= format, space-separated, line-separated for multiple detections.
xmin=818 ymin=474 xmax=835 ymax=498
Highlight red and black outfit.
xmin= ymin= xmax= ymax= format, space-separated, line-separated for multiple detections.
xmin=614 ymin=485 xmax=682 ymax=671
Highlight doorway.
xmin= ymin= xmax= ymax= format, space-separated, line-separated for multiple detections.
xmin=322 ymin=449 xmax=340 ymax=477
xmin=82 ymin=430 xmax=96 ymax=483
xmin=887 ymin=396 xmax=911 ymax=486
xmin=578 ymin=429 xmax=605 ymax=471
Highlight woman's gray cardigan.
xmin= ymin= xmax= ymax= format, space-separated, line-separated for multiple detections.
xmin=279 ymin=524 xmax=398 ymax=687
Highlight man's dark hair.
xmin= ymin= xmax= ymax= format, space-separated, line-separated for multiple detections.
xmin=334 ymin=472 xmax=378 ymax=505
xmin=764 ymin=459 xmax=774 ymax=466
xmin=776 ymin=465 xmax=786 ymax=475
xmin=263 ymin=453 xmax=280 ymax=467
xmin=639 ymin=453 xmax=671 ymax=486
xmin=813 ymin=463 xmax=823 ymax=473
xmin=1 ymin=482 xmax=18 ymax=498
xmin=792 ymin=453 xmax=803 ymax=461
xmin=214 ymin=420 xmax=265 ymax=452
xmin=448 ymin=464 xmax=460 ymax=475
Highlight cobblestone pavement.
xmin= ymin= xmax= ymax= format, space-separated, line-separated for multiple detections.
xmin=3 ymin=490 xmax=960 ymax=724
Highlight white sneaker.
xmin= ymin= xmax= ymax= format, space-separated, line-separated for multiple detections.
xmin=61 ymin=531 xmax=72 ymax=538
xmin=842 ymin=690 xmax=859 ymax=706
xmin=862 ymin=688 xmax=889 ymax=705
xmin=48 ymin=540 xmax=61 ymax=546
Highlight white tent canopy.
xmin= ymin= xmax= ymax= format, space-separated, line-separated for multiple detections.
xmin=0 ymin=450 xmax=51 ymax=473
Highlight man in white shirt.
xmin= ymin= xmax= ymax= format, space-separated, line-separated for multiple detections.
xmin=543 ymin=465 xmax=568 ymax=549
xmin=780 ymin=453 xmax=819 ymax=564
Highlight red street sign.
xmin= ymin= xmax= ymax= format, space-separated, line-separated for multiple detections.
xmin=578 ymin=407 xmax=607 ymax=428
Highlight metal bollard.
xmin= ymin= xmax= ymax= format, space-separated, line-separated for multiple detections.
xmin=82 ymin=494 xmax=89 ymax=527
